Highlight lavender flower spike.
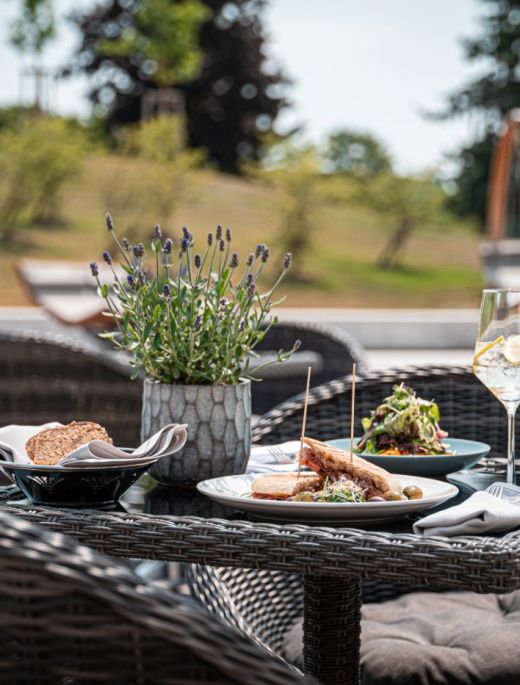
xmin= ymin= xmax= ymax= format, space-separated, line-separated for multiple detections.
xmin=194 ymin=253 xmax=202 ymax=268
xmin=230 ymin=252 xmax=239 ymax=268
xmin=219 ymin=239 xmax=225 ymax=252
xmin=105 ymin=213 xmax=114 ymax=231
xmin=261 ymin=247 xmax=270 ymax=263
xmin=247 ymin=282 xmax=256 ymax=300
xmin=225 ymin=227 xmax=232 ymax=242
xmin=133 ymin=243 xmax=145 ymax=259
xmin=163 ymin=284 xmax=171 ymax=299
xmin=163 ymin=238 xmax=173 ymax=255
xmin=153 ymin=224 xmax=162 ymax=240
xmin=89 ymin=261 xmax=99 ymax=277
xmin=207 ymin=233 xmax=213 ymax=246
xmin=216 ymin=224 xmax=222 ymax=240
xmin=246 ymin=253 xmax=254 ymax=266
xmin=123 ymin=237 xmax=130 ymax=251
xmin=102 ymin=251 xmax=112 ymax=265
xmin=283 ymin=252 xmax=292 ymax=269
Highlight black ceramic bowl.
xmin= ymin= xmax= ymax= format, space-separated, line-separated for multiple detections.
xmin=0 ymin=462 xmax=150 ymax=507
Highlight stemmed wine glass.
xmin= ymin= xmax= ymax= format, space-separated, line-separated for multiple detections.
xmin=473 ymin=289 xmax=520 ymax=484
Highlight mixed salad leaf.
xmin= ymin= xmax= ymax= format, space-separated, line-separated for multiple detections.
xmin=355 ymin=384 xmax=450 ymax=456
xmin=315 ymin=478 xmax=367 ymax=503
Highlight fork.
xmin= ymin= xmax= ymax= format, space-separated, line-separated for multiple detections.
xmin=266 ymin=446 xmax=295 ymax=464
xmin=486 ymin=481 xmax=520 ymax=506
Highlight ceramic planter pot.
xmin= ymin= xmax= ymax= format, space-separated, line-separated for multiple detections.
xmin=141 ymin=378 xmax=252 ymax=486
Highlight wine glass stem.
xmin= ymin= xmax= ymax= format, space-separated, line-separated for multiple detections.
xmin=507 ymin=408 xmax=517 ymax=485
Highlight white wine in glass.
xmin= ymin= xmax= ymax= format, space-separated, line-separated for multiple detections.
xmin=473 ymin=289 xmax=520 ymax=484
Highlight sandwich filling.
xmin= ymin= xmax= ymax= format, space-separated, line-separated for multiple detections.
xmin=300 ymin=437 xmax=402 ymax=499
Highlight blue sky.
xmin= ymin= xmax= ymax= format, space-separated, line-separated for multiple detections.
xmin=0 ymin=0 xmax=484 ymax=172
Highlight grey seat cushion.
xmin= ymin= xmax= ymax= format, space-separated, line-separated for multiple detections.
xmin=282 ymin=590 xmax=520 ymax=685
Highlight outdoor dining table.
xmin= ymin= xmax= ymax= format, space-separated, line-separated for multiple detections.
xmin=1 ymin=472 xmax=520 ymax=685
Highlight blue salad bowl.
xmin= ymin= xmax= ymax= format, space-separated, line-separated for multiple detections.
xmin=327 ymin=438 xmax=491 ymax=477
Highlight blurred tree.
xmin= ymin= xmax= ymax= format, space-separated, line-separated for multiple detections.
xmin=323 ymin=130 xmax=392 ymax=176
xmin=255 ymin=139 xmax=329 ymax=280
xmin=9 ymin=0 xmax=56 ymax=109
xmin=0 ymin=116 xmax=87 ymax=240
xmin=92 ymin=0 xmax=208 ymax=87
xmin=66 ymin=0 xmax=289 ymax=172
xmin=10 ymin=0 xmax=55 ymax=55
xmin=355 ymin=173 xmax=450 ymax=269
xmin=446 ymin=133 xmax=493 ymax=224
xmin=440 ymin=0 xmax=520 ymax=228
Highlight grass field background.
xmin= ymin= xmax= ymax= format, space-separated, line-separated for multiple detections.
xmin=0 ymin=155 xmax=483 ymax=308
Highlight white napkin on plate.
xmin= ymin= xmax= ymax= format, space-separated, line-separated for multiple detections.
xmin=0 ymin=423 xmax=188 ymax=469
xmin=247 ymin=441 xmax=303 ymax=474
xmin=413 ymin=491 xmax=520 ymax=537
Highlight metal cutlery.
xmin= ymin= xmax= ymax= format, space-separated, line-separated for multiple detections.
xmin=266 ymin=446 xmax=295 ymax=464
xmin=486 ymin=481 xmax=520 ymax=506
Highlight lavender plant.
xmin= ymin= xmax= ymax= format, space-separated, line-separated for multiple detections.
xmin=90 ymin=214 xmax=300 ymax=385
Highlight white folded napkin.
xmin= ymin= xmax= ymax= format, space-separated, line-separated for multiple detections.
xmin=0 ymin=423 xmax=188 ymax=469
xmin=247 ymin=441 xmax=303 ymax=474
xmin=413 ymin=491 xmax=520 ymax=537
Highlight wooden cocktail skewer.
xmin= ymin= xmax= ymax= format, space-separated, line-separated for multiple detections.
xmin=350 ymin=363 xmax=357 ymax=464
xmin=297 ymin=366 xmax=312 ymax=480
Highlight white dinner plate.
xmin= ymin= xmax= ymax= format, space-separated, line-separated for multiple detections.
xmin=196 ymin=473 xmax=459 ymax=522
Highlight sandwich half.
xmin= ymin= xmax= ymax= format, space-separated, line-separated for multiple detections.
xmin=251 ymin=472 xmax=322 ymax=500
xmin=300 ymin=437 xmax=402 ymax=498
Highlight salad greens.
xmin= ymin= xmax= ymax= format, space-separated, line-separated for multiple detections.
xmin=315 ymin=478 xmax=366 ymax=503
xmin=356 ymin=383 xmax=450 ymax=456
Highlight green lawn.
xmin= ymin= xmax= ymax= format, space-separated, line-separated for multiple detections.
xmin=0 ymin=155 xmax=483 ymax=307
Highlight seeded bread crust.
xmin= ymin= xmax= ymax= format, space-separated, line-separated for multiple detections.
xmin=26 ymin=421 xmax=112 ymax=465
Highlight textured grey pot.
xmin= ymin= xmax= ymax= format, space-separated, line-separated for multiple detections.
xmin=141 ymin=378 xmax=252 ymax=486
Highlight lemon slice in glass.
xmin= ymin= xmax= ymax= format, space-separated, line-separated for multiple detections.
xmin=473 ymin=335 xmax=504 ymax=368
xmin=504 ymin=335 xmax=520 ymax=365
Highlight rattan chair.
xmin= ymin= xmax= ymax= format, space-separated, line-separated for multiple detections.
xmin=0 ymin=510 xmax=315 ymax=685
xmin=0 ymin=331 xmax=143 ymax=446
xmin=250 ymin=321 xmax=366 ymax=414
xmin=190 ymin=365 xmax=511 ymax=673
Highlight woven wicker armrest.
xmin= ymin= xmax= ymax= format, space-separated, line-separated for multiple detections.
xmin=2 ymin=505 xmax=520 ymax=594
xmin=0 ymin=510 xmax=317 ymax=685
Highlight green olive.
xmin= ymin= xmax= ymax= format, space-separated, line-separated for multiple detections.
xmin=383 ymin=490 xmax=402 ymax=502
xmin=293 ymin=491 xmax=315 ymax=502
xmin=403 ymin=485 xmax=424 ymax=500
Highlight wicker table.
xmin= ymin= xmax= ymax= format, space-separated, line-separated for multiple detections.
xmin=1 ymin=483 xmax=519 ymax=685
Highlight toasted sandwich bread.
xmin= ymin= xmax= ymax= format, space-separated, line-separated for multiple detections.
xmin=251 ymin=472 xmax=322 ymax=500
xmin=300 ymin=437 xmax=401 ymax=497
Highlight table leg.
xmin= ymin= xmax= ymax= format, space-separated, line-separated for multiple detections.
xmin=303 ymin=574 xmax=361 ymax=685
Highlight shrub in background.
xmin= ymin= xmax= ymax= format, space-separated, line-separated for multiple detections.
xmin=102 ymin=116 xmax=202 ymax=241
xmin=0 ymin=115 xmax=87 ymax=241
